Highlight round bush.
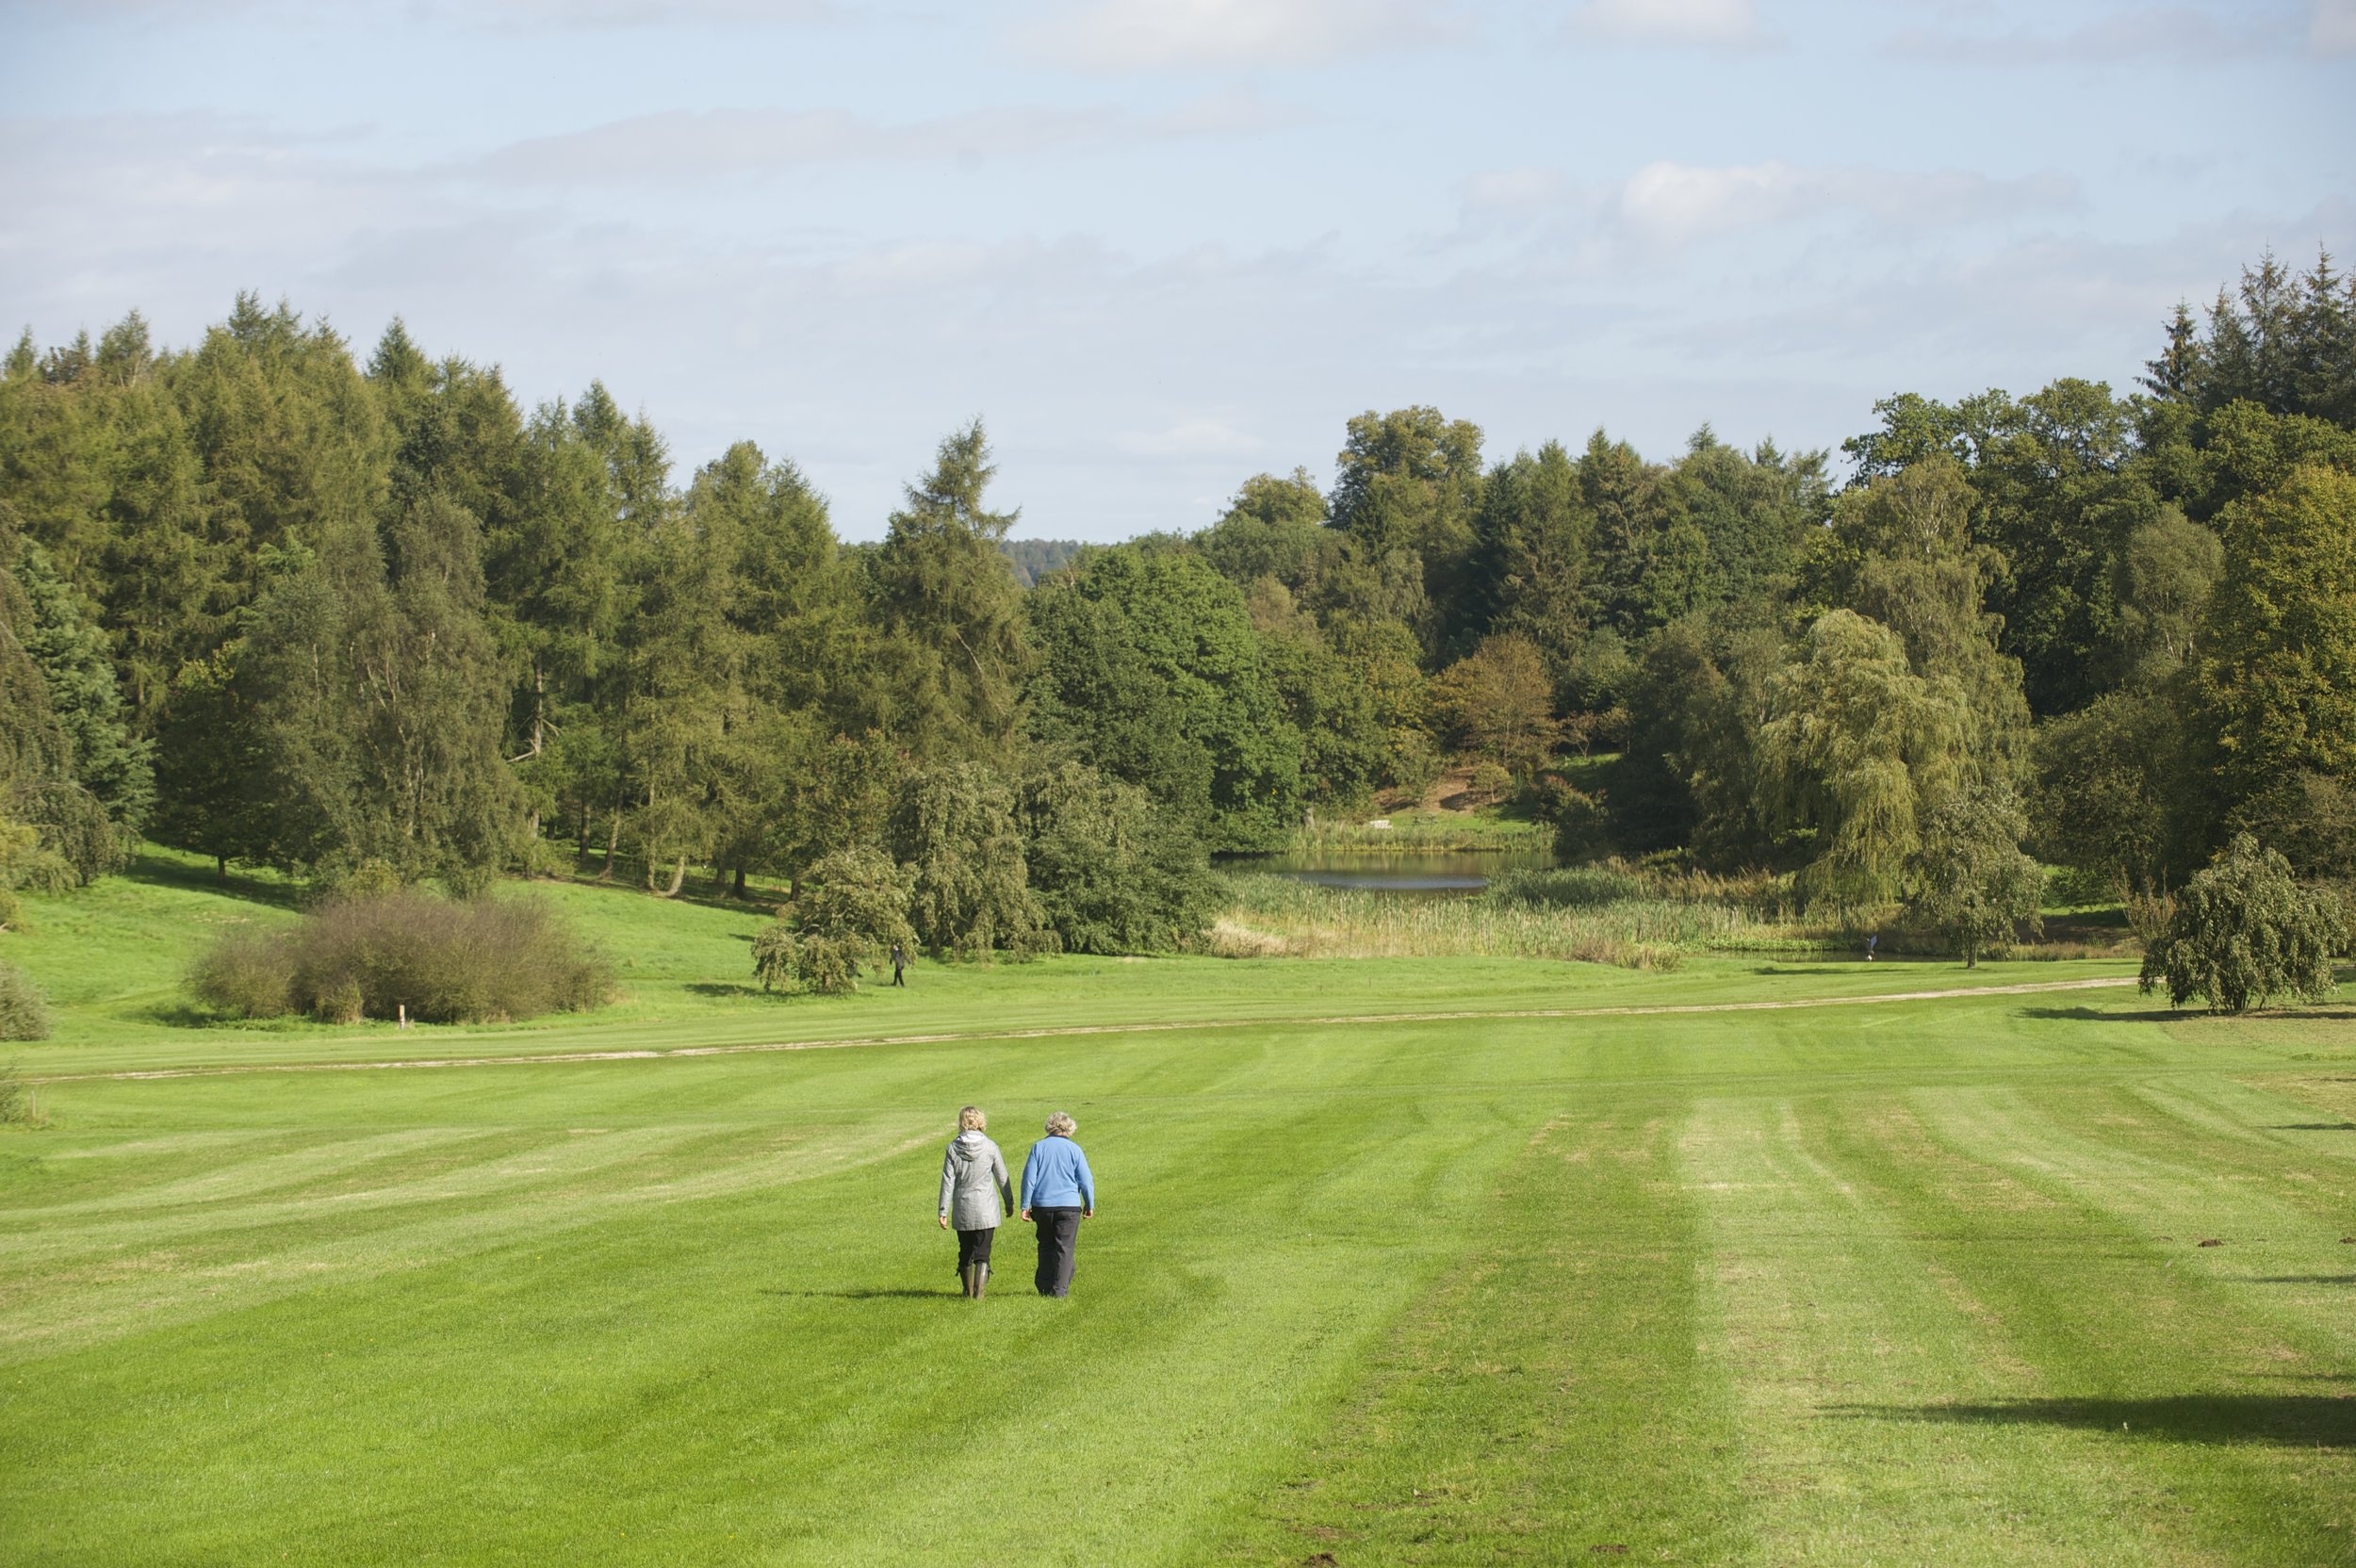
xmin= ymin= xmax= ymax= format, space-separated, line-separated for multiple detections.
xmin=188 ymin=928 xmax=295 ymax=1019
xmin=0 ymin=961 xmax=50 ymax=1041
xmin=187 ymin=889 xmax=614 ymax=1025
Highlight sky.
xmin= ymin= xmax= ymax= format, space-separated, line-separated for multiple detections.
xmin=2 ymin=0 xmax=2350 ymax=543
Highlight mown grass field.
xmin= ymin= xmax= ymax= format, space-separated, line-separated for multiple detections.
xmin=2 ymin=854 xmax=2351 ymax=1565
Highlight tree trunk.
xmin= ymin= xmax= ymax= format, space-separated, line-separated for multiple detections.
xmin=600 ymin=811 xmax=621 ymax=880
xmin=215 ymin=854 xmax=228 ymax=883
xmin=662 ymin=855 xmax=687 ymax=897
xmin=732 ymin=866 xmax=747 ymax=899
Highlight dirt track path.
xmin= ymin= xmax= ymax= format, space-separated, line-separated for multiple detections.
xmin=39 ymin=975 xmax=2141 ymax=1084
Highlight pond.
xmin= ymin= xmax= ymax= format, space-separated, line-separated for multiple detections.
xmin=1224 ymin=848 xmax=1558 ymax=895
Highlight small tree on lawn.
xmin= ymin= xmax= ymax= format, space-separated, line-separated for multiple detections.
xmin=1906 ymin=785 xmax=2044 ymax=967
xmin=2139 ymin=834 xmax=2346 ymax=1012
xmin=753 ymin=846 xmax=917 ymax=996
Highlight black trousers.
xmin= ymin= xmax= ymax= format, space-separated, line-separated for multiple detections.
xmin=1031 ymin=1206 xmax=1082 ymax=1297
xmin=956 ymin=1226 xmax=994 ymax=1270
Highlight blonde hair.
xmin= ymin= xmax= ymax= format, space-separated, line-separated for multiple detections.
xmin=1044 ymin=1111 xmax=1076 ymax=1137
xmin=958 ymin=1105 xmax=986 ymax=1132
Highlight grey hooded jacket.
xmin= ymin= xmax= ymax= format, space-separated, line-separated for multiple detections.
xmin=939 ymin=1130 xmax=1015 ymax=1231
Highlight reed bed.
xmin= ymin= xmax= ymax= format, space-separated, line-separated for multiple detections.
xmin=1207 ymin=869 xmax=1834 ymax=969
xmin=1212 ymin=859 xmax=2135 ymax=968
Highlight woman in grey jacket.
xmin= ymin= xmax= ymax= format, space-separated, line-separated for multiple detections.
xmin=938 ymin=1105 xmax=1015 ymax=1299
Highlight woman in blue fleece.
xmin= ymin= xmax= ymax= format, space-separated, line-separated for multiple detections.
xmin=1018 ymin=1111 xmax=1095 ymax=1298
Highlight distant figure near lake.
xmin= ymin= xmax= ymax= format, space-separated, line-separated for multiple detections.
xmin=938 ymin=1105 xmax=1014 ymax=1299
xmin=1020 ymin=1113 xmax=1095 ymax=1298
xmin=891 ymin=941 xmax=908 ymax=987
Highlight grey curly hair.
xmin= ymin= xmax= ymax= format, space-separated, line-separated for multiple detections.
xmin=1044 ymin=1111 xmax=1076 ymax=1137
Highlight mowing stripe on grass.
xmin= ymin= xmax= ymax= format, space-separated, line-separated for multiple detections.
xmin=35 ymin=975 xmax=2140 ymax=1084
xmin=1682 ymin=1093 xmax=2193 ymax=1566
xmin=0 ymin=1120 xmax=942 ymax=1356
xmin=1216 ymin=1100 xmax=1753 ymax=1565
xmin=1813 ymin=1086 xmax=2356 ymax=1565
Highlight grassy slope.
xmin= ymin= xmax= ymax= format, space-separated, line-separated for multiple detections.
xmin=2 ymin=858 xmax=2351 ymax=1566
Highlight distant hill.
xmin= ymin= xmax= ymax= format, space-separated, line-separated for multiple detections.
xmin=1000 ymin=538 xmax=1087 ymax=587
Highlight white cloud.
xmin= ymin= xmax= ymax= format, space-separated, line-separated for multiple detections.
xmin=2315 ymin=0 xmax=2356 ymax=52
xmin=1612 ymin=160 xmax=2079 ymax=244
xmin=1114 ymin=418 xmax=1267 ymax=456
xmin=470 ymin=91 xmax=1302 ymax=185
xmin=1566 ymin=0 xmax=1767 ymax=49
xmin=1026 ymin=0 xmax=1460 ymax=71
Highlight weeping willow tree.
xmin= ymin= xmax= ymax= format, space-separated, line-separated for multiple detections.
xmin=1757 ymin=610 xmax=1974 ymax=908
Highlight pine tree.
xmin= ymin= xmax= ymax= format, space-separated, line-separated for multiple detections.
xmin=871 ymin=421 xmax=1029 ymax=763
xmin=10 ymin=542 xmax=153 ymax=827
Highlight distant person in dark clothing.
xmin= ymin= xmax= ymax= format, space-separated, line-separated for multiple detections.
xmin=939 ymin=1105 xmax=1014 ymax=1299
xmin=891 ymin=941 xmax=908 ymax=987
xmin=1019 ymin=1112 xmax=1095 ymax=1298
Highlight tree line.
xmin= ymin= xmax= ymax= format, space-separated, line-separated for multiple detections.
xmin=0 ymin=251 xmax=2349 ymax=959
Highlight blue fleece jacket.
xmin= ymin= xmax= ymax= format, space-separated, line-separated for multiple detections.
xmin=1020 ymin=1135 xmax=1094 ymax=1211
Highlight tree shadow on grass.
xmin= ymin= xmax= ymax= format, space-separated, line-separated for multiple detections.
xmin=2021 ymin=1004 xmax=2356 ymax=1023
xmin=764 ymin=1287 xmax=952 ymax=1300
xmin=2272 ymin=1122 xmax=2356 ymax=1131
xmin=2252 ymin=1276 xmax=2356 ymax=1284
xmin=1827 ymin=1395 xmax=2356 ymax=1448
xmin=2019 ymin=1004 xmax=2185 ymax=1022
xmin=125 ymin=850 xmax=304 ymax=912
xmin=685 ymin=982 xmax=762 ymax=999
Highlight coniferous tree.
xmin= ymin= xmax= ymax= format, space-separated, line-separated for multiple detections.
xmin=871 ymin=421 xmax=1029 ymax=763
xmin=10 ymin=542 xmax=152 ymax=829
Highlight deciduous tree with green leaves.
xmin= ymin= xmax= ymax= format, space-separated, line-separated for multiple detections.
xmin=889 ymin=763 xmax=1048 ymax=961
xmin=2139 ymin=833 xmax=2345 ymax=1011
xmin=754 ymin=845 xmax=917 ymax=995
xmin=1905 ymin=785 xmax=2044 ymax=967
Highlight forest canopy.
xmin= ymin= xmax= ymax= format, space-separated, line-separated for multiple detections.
xmin=1 ymin=251 xmax=2351 ymax=959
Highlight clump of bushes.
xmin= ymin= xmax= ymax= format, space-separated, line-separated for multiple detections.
xmin=754 ymin=847 xmax=917 ymax=996
xmin=188 ymin=888 xmax=614 ymax=1024
xmin=0 ymin=961 xmax=51 ymax=1040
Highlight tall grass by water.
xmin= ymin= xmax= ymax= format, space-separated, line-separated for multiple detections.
xmin=1212 ymin=860 xmax=2139 ymax=968
xmin=1209 ymin=863 xmax=1834 ymax=969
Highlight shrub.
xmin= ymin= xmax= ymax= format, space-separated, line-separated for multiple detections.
xmin=310 ymin=973 xmax=363 ymax=1025
xmin=188 ymin=889 xmax=614 ymax=1024
xmin=755 ymin=846 xmax=918 ymax=996
xmin=1530 ymin=780 xmax=1610 ymax=863
xmin=187 ymin=929 xmax=295 ymax=1019
xmin=0 ymin=817 xmax=75 ymax=931
xmin=1465 ymin=761 xmax=1513 ymax=805
xmin=751 ymin=923 xmax=801 ymax=993
xmin=0 ymin=962 xmax=50 ymax=1041
xmin=2139 ymin=834 xmax=2346 ymax=1012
